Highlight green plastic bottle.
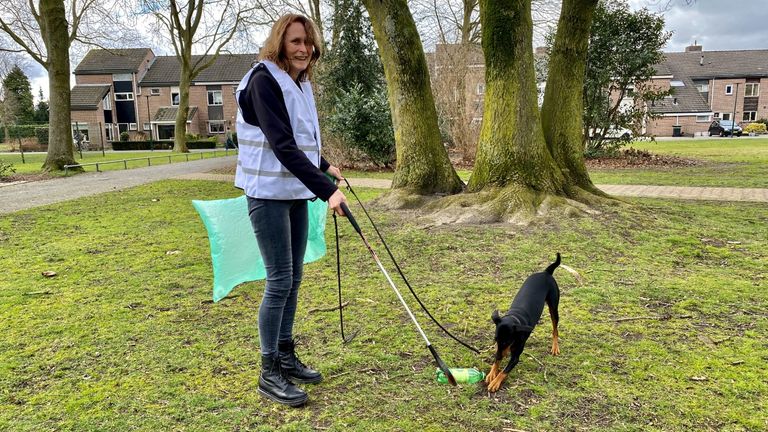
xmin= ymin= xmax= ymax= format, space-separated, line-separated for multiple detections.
xmin=435 ymin=367 xmax=485 ymax=384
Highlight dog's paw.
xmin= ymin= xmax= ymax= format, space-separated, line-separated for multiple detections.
xmin=487 ymin=372 xmax=508 ymax=393
xmin=550 ymin=343 xmax=560 ymax=356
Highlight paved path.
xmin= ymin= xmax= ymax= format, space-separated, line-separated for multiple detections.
xmin=2 ymin=161 xmax=766 ymax=215
xmin=178 ymin=173 xmax=768 ymax=203
xmin=0 ymin=156 xmax=237 ymax=214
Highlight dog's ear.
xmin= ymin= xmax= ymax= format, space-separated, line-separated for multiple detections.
xmin=492 ymin=309 xmax=501 ymax=324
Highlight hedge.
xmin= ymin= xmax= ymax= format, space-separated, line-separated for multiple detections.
xmin=0 ymin=124 xmax=49 ymax=143
xmin=111 ymin=141 xmax=173 ymax=150
xmin=35 ymin=127 xmax=49 ymax=146
xmin=111 ymin=140 xmax=217 ymax=150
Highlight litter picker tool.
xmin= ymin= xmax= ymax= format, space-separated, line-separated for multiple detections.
xmin=339 ymin=202 xmax=457 ymax=386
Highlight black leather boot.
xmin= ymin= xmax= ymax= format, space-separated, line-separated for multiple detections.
xmin=278 ymin=339 xmax=323 ymax=384
xmin=258 ymin=354 xmax=308 ymax=407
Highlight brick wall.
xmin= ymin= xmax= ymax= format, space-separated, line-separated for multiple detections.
xmin=647 ymin=114 xmax=711 ymax=137
xmin=71 ymin=105 xmax=108 ymax=150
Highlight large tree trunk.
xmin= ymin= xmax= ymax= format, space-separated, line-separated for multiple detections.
xmin=362 ymin=0 xmax=463 ymax=195
xmin=468 ymin=0 xmax=564 ymax=194
xmin=40 ymin=0 xmax=77 ymax=172
xmin=174 ymin=59 xmax=191 ymax=153
xmin=540 ymin=0 xmax=602 ymax=194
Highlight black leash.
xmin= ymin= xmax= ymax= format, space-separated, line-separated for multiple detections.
xmin=333 ymin=212 xmax=358 ymax=344
xmin=338 ymin=178 xmax=479 ymax=354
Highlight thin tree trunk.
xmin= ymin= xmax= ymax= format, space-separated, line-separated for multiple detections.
xmin=469 ymin=0 xmax=564 ymax=194
xmin=40 ymin=0 xmax=77 ymax=171
xmin=174 ymin=59 xmax=191 ymax=152
xmin=362 ymin=0 xmax=463 ymax=195
xmin=540 ymin=0 xmax=600 ymax=194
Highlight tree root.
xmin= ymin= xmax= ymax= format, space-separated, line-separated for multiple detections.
xmin=366 ymin=183 xmax=621 ymax=226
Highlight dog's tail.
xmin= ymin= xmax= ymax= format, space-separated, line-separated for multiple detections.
xmin=545 ymin=253 xmax=561 ymax=275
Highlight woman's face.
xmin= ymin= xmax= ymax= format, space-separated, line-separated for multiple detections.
xmin=283 ymin=22 xmax=312 ymax=80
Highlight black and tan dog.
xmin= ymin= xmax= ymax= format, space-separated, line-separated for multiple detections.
xmin=486 ymin=253 xmax=561 ymax=392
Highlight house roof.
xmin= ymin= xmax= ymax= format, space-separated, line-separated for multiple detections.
xmin=657 ymin=50 xmax=768 ymax=79
xmin=652 ymin=77 xmax=711 ymax=114
xmin=74 ymin=48 xmax=152 ymax=74
xmin=152 ymin=106 xmax=198 ymax=122
xmin=70 ymin=85 xmax=112 ymax=110
xmin=140 ymin=54 xmax=257 ymax=85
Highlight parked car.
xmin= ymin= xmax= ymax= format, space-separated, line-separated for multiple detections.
xmin=708 ymin=120 xmax=743 ymax=137
xmin=588 ymin=127 xmax=633 ymax=140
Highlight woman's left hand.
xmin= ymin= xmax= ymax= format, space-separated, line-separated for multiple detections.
xmin=326 ymin=165 xmax=344 ymax=184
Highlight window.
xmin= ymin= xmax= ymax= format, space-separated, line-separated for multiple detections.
xmin=725 ymin=84 xmax=733 ymax=95
xmin=207 ymin=90 xmax=223 ymax=106
xmin=112 ymin=73 xmax=132 ymax=81
xmin=743 ymin=111 xmax=756 ymax=121
xmin=721 ymin=113 xmax=731 ymax=121
xmin=695 ymin=83 xmax=709 ymax=93
xmin=129 ymin=123 xmax=138 ymax=131
xmin=102 ymin=94 xmax=112 ymax=110
xmin=171 ymin=86 xmax=180 ymax=106
xmin=118 ymin=123 xmax=128 ymax=133
xmin=143 ymin=122 xmax=151 ymax=131
xmin=476 ymin=83 xmax=485 ymax=95
xmin=745 ymin=83 xmax=759 ymax=97
xmin=71 ymin=124 xmax=90 ymax=142
xmin=696 ymin=115 xmax=710 ymax=122
xmin=105 ymin=125 xmax=113 ymax=141
xmin=150 ymin=88 xmax=161 ymax=96
xmin=115 ymin=92 xmax=134 ymax=101
xmin=208 ymin=121 xmax=225 ymax=134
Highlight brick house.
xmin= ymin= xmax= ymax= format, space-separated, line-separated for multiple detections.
xmin=70 ymin=49 xmax=256 ymax=147
xmin=428 ymin=43 xmax=768 ymax=137
xmin=646 ymin=45 xmax=768 ymax=136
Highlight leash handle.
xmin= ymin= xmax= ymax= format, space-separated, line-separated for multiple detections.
xmin=339 ymin=202 xmax=361 ymax=235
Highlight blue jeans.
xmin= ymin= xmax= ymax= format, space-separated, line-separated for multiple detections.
xmin=247 ymin=197 xmax=308 ymax=356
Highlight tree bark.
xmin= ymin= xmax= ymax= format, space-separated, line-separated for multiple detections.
xmin=468 ymin=0 xmax=564 ymax=194
xmin=175 ymin=56 xmax=191 ymax=153
xmin=362 ymin=0 xmax=463 ymax=195
xmin=40 ymin=0 xmax=77 ymax=171
xmin=540 ymin=0 xmax=601 ymax=194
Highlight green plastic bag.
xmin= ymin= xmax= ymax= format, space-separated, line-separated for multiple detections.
xmin=192 ymin=195 xmax=328 ymax=302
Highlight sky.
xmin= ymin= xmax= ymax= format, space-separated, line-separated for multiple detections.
xmin=12 ymin=0 xmax=768 ymax=103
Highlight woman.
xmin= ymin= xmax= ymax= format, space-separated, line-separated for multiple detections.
xmin=234 ymin=14 xmax=347 ymax=407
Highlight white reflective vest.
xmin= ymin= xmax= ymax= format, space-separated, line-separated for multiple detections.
xmin=234 ymin=60 xmax=322 ymax=200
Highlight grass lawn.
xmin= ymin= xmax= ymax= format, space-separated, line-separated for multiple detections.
xmin=1 ymin=180 xmax=766 ymax=431
xmin=349 ymin=138 xmax=768 ymax=188
xmin=0 ymin=150 xmax=235 ymax=175
xmin=588 ymin=138 xmax=768 ymax=188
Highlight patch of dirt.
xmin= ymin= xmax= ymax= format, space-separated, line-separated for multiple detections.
xmin=585 ymin=147 xmax=705 ymax=169
xmin=1 ymin=172 xmax=55 ymax=183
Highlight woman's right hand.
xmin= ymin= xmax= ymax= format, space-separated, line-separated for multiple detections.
xmin=327 ymin=189 xmax=348 ymax=216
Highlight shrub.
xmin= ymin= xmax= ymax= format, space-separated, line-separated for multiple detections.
xmin=326 ymin=83 xmax=395 ymax=166
xmin=0 ymin=159 xmax=15 ymax=178
xmin=35 ymin=127 xmax=49 ymax=146
xmin=744 ymin=123 xmax=767 ymax=134
xmin=120 ymin=131 xmax=130 ymax=141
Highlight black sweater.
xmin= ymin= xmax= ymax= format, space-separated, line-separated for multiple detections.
xmin=238 ymin=63 xmax=337 ymax=201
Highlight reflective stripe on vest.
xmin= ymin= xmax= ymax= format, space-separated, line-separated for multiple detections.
xmin=234 ymin=60 xmax=322 ymax=200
